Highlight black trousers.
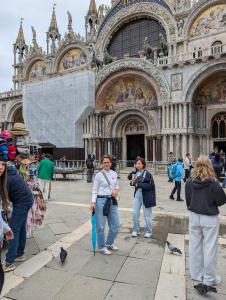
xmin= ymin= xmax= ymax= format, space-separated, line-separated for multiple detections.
xmin=171 ymin=181 xmax=181 ymax=200
xmin=184 ymin=169 xmax=191 ymax=182
xmin=0 ymin=250 xmax=4 ymax=295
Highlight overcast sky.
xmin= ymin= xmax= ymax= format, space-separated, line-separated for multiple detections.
xmin=0 ymin=0 xmax=110 ymax=92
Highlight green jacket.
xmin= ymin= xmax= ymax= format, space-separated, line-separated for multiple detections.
xmin=38 ymin=158 xmax=55 ymax=181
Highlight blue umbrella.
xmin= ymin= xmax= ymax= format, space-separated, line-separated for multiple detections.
xmin=91 ymin=209 xmax=97 ymax=256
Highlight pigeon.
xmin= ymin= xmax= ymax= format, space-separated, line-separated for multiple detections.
xmin=60 ymin=247 xmax=67 ymax=264
xmin=166 ymin=241 xmax=182 ymax=255
xmin=194 ymin=283 xmax=217 ymax=295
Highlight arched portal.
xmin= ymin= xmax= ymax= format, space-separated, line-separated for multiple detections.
xmin=211 ymin=112 xmax=226 ymax=153
xmin=12 ymin=106 xmax=24 ymax=124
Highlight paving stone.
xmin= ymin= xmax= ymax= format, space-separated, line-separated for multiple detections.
xmin=79 ymin=252 xmax=126 ymax=281
xmin=187 ymin=288 xmax=226 ymax=300
xmin=130 ymin=239 xmax=164 ymax=261
xmin=55 ymin=275 xmax=112 ymax=300
xmin=32 ymin=226 xmax=57 ymax=251
xmin=7 ymin=267 xmax=72 ymax=300
xmin=105 ymin=282 xmax=154 ymax=300
xmin=24 ymin=237 xmax=40 ymax=256
xmin=116 ymin=257 xmax=160 ymax=287
xmin=47 ymin=246 xmax=93 ymax=274
xmin=48 ymin=222 xmax=71 ymax=235
xmin=1 ymin=274 xmax=24 ymax=298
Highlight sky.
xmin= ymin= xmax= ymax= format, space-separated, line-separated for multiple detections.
xmin=0 ymin=0 xmax=110 ymax=92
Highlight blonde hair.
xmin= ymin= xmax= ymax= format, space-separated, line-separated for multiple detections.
xmin=191 ymin=155 xmax=217 ymax=181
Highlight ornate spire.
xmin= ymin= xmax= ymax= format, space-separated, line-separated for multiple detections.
xmin=16 ymin=18 xmax=25 ymax=47
xmin=48 ymin=3 xmax=59 ymax=36
xmin=88 ymin=0 xmax=98 ymax=15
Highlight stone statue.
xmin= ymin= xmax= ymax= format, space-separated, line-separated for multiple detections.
xmin=177 ymin=19 xmax=184 ymax=37
xmin=143 ymin=37 xmax=153 ymax=60
xmin=103 ymin=49 xmax=113 ymax=65
xmin=67 ymin=11 xmax=73 ymax=32
xmin=159 ymin=33 xmax=168 ymax=57
xmin=31 ymin=26 xmax=37 ymax=40
xmin=90 ymin=45 xmax=103 ymax=71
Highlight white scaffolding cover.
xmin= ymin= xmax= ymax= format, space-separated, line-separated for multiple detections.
xmin=22 ymin=71 xmax=95 ymax=148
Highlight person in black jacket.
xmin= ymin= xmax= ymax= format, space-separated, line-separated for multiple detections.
xmin=130 ymin=157 xmax=156 ymax=238
xmin=3 ymin=167 xmax=33 ymax=273
xmin=185 ymin=155 xmax=226 ymax=287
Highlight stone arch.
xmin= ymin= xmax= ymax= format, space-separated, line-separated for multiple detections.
xmin=109 ymin=108 xmax=156 ymax=138
xmin=184 ymin=0 xmax=226 ymax=40
xmin=54 ymin=44 xmax=90 ymax=73
xmin=95 ymin=2 xmax=177 ymax=58
xmin=24 ymin=57 xmax=46 ymax=80
xmin=183 ymin=61 xmax=226 ymax=103
xmin=211 ymin=112 xmax=226 ymax=139
xmin=7 ymin=101 xmax=23 ymax=123
xmin=96 ymin=58 xmax=170 ymax=105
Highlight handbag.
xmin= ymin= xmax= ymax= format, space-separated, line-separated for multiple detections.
xmin=101 ymin=171 xmax=118 ymax=216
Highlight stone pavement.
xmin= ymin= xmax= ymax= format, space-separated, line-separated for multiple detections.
xmin=1 ymin=174 xmax=226 ymax=299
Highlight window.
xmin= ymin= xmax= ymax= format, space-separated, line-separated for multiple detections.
xmin=212 ymin=113 xmax=226 ymax=139
xmin=108 ymin=18 xmax=167 ymax=59
xmin=212 ymin=41 xmax=223 ymax=55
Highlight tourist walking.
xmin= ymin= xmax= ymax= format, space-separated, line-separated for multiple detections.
xmin=167 ymin=152 xmax=176 ymax=182
xmin=130 ymin=157 xmax=156 ymax=238
xmin=0 ymin=158 xmax=14 ymax=292
xmin=183 ymin=153 xmax=192 ymax=183
xmin=3 ymin=165 xmax=33 ymax=272
xmin=212 ymin=153 xmax=222 ymax=180
xmin=86 ymin=154 xmax=94 ymax=183
xmin=38 ymin=154 xmax=55 ymax=201
xmin=222 ymin=159 xmax=226 ymax=189
xmin=90 ymin=155 xmax=120 ymax=255
xmin=169 ymin=158 xmax=184 ymax=201
xmin=185 ymin=155 xmax=226 ymax=286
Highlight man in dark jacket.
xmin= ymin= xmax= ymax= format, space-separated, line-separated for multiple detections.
xmin=3 ymin=167 xmax=33 ymax=272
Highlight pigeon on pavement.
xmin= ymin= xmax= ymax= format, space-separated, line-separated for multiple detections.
xmin=60 ymin=247 xmax=67 ymax=264
xmin=194 ymin=283 xmax=217 ymax=295
xmin=166 ymin=241 xmax=182 ymax=255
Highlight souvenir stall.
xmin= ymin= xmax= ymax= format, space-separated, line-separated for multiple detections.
xmin=0 ymin=123 xmax=46 ymax=237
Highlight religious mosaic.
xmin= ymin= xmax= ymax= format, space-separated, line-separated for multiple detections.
xmin=190 ymin=4 xmax=226 ymax=38
xmin=29 ymin=61 xmax=47 ymax=79
xmin=97 ymin=75 xmax=157 ymax=111
xmin=194 ymin=75 xmax=226 ymax=105
xmin=171 ymin=73 xmax=183 ymax=91
xmin=58 ymin=48 xmax=87 ymax=72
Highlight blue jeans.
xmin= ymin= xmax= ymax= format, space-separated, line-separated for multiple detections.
xmin=96 ymin=198 xmax=120 ymax=249
xmin=133 ymin=189 xmax=152 ymax=234
xmin=222 ymin=173 xmax=226 ymax=188
xmin=87 ymin=169 xmax=94 ymax=182
xmin=6 ymin=202 xmax=32 ymax=264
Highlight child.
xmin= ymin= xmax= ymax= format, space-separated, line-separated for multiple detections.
xmin=130 ymin=157 xmax=156 ymax=238
xmin=185 ymin=155 xmax=226 ymax=286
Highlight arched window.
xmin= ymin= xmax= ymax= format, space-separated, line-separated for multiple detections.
xmin=212 ymin=113 xmax=226 ymax=139
xmin=212 ymin=41 xmax=223 ymax=55
xmin=107 ymin=18 xmax=167 ymax=59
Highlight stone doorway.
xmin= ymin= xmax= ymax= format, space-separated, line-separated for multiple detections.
xmin=127 ymin=134 xmax=145 ymax=165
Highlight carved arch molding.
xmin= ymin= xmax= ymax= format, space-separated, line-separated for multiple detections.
xmin=96 ymin=58 xmax=170 ymax=104
xmin=95 ymin=3 xmax=177 ymax=58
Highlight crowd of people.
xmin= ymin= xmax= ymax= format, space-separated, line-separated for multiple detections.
xmin=90 ymin=150 xmax=226 ymax=290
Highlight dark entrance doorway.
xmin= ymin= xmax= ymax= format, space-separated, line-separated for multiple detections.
xmin=214 ymin=141 xmax=226 ymax=153
xmin=127 ymin=135 xmax=145 ymax=165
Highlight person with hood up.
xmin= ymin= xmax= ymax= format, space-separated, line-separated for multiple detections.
xmin=185 ymin=155 xmax=226 ymax=287
xmin=169 ymin=158 xmax=184 ymax=201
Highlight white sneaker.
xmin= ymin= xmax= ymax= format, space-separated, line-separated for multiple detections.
xmin=99 ymin=247 xmax=112 ymax=255
xmin=144 ymin=232 xmax=152 ymax=238
xmin=214 ymin=275 xmax=221 ymax=285
xmin=106 ymin=244 xmax=119 ymax=251
xmin=132 ymin=231 xmax=138 ymax=237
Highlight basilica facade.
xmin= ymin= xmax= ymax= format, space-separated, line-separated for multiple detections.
xmin=1 ymin=0 xmax=226 ymax=161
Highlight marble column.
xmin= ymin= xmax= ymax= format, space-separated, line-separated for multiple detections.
xmin=162 ymin=135 xmax=168 ymax=161
xmin=170 ymin=105 xmax=174 ymax=129
xmin=183 ymin=104 xmax=187 ymax=129
xmin=169 ymin=135 xmax=174 ymax=153
xmin=108 ymin=140 xmax=111 ymax=155
xmin=166 ymin=105 xmax=170 ymax=129
xmin=153 ymin=138 xmax=156 ymax=162
xmin=175 ymin=105 xmax=178 ymax=129
xmin=188 ymin=104 xmax=192 ymax=128
xmin=162 ymin=106 xmax=165 ymax=129
xmin=176 ymin=135 xmax=180 ymax=158
xmin=179 ymin=104 xmax=183 ymax=128
xmin=182 ymin=134 xmax=187 ymax=157
xmin=199 ymin=135 xmax=203 ymax=156
xmin=189 ymin=134 xmax=194 ymax=160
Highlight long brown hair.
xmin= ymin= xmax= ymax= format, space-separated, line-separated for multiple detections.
xmin=191 ymin=155 xmax=217 ymax=182
xmin=0 ymin=161 xmax=8 ymax=213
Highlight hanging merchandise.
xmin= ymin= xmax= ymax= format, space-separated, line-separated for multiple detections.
xmin=10 ymin=123 xmax=29 ymax=137
xmin=0 ymin=137 xmax=8 ymax=161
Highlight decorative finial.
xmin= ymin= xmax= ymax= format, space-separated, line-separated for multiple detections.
xmin=67 ymin=11 xmax=73 ymax=33
xmin=88 ymin=0 xmax=98 ymax=15
xmin=16 ymin=18 xmax=25 ymax=45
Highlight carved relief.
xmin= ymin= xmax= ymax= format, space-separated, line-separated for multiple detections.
xmin=171 ymin=73 xmax=183 ymax=91
xmin=96 ymin=59 xmax=170 ymax=104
